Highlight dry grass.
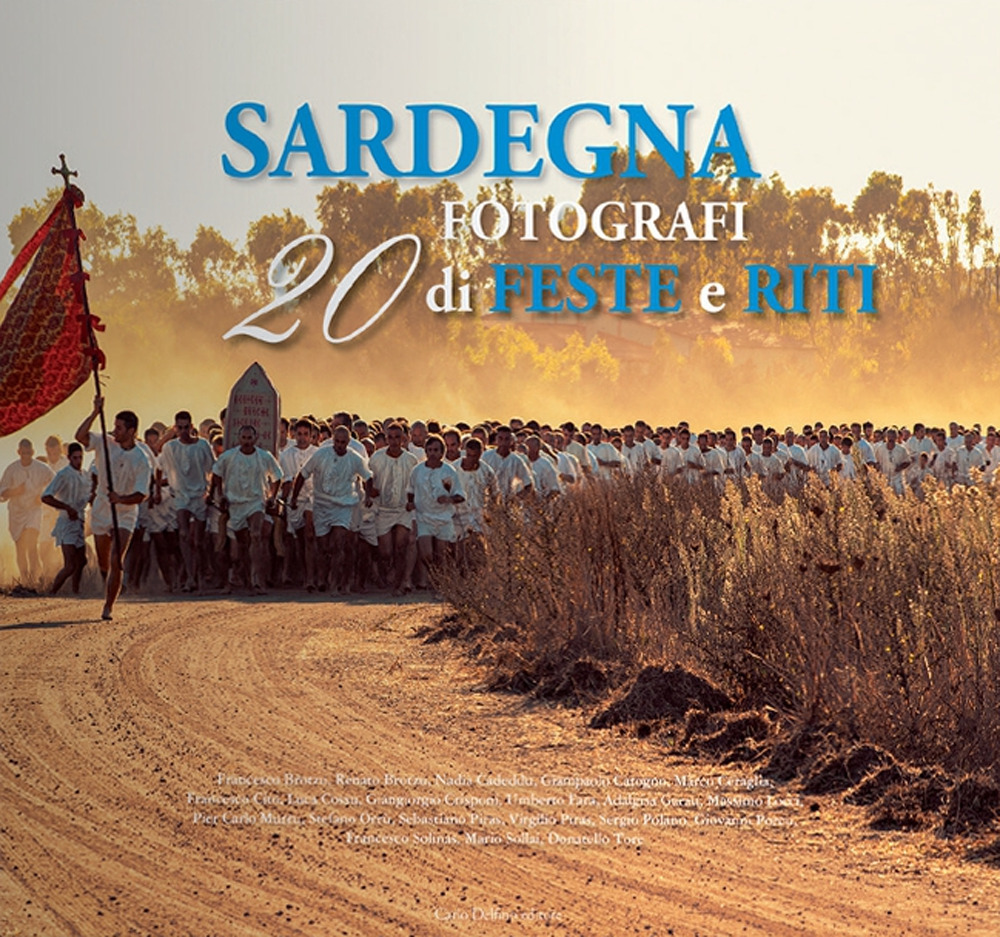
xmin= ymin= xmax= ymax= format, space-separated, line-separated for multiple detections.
xmin=436 ymin=471 xmax=1000 ymax=782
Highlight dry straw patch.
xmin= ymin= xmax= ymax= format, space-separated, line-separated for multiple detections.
xmin=436 ymin=470 xmax=1000 ymax=784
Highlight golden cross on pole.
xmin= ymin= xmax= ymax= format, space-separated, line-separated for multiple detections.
xmin=51 ymin=153 xmax=78 ymax=188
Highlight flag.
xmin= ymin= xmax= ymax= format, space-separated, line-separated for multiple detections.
xmin=0 ymin=184 xmax=103 ymax=437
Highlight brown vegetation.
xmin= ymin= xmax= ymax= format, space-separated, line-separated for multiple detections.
xmin=436 ymin=471 xmax=1000 ymax=826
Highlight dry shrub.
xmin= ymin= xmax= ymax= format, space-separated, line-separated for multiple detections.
xmin=966 ymin=838 xmax=1000 ymax=867
xmin=866 ymin=767 xmax=951 ymax=831
xmin=589 ymin=665 xmax=733 ymax=729
xmin=941 ymin=774 xmax=1000 ymax=835
xmin=800 ymin=744 xmax=893 ymax=795
xmin=845 ymin=764 xmax=909 ymax=806
xmin=681 ymin=710 xmax=773 ymax=761
xmin=436 ymin=470 xmax=1000 ymax=781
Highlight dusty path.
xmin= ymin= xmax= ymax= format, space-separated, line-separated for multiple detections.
xmin=0 ymin=594 xmax=996 ymax=937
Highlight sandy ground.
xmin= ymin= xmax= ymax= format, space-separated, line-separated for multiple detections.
xmin=0 ymin=593 xmax=997 ymax=937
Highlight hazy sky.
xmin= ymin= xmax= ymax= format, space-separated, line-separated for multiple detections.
xmin=1 ymin=0 xmax=998 ymax=247
xmin=2 ymin=1 xmax=1000 ymax=571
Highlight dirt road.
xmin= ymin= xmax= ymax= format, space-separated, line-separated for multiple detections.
xmin=0 ymin=594 xmax=995 ymax=936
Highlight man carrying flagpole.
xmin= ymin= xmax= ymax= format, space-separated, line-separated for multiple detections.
xmin=74 ymin=396 xmax=150 ymax=620
xmin=1 ymin=155 xmax=120 ymax=616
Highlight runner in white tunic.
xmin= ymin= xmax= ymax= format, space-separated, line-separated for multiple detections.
xmin=562 ymin=425 xmax=593 ymax=477
xmin=837 ymin=438 xmax=858 ymax=480
xmin=453 ymin=438 xmax=496 ymax=539
xmin=659 ymin=439 xmax=684 ymax=480
xmin=482 ymin=426 xmax=533 ymax=498
xmin=38 ymin=435 xmax=68 ymax=574
xmin=158 ymin=410 xmax=215 ymax=591
xmin=406 ymin=434 xmax=465 ymax=570
xmin=553 ymin=441 xmax=581 ymax=487
xmin=40 ymin=441 xmax=90 ymax=594
xmin=620 ymin=426 xmax=648 ymax=476
xmin=806 ymin=431 xmax=842 ymax=485
xmin=699 ymin=433 xmax=726 ymax=492
xmin=874 ymin=429 xmax=911 ymax=495
xmin=209 ymin=425 xmax=282 ymax=594
xmin=146 ymin=441 xmax=182 ymax=591
xmin=279 ymin=419 xmax=319 ymax=590
xmin=0 ymin=439 xmax=54 ymax=584
xmin=525 ymin=436 xmax=563 ymax=498
xmin=983 ymin=430 xmax=1000 ymax=484
xmin=74 ymin=396 xmax=153 ymax=620
xmin=586 ymin=424 xmax=622 ymax=479
xmin=635 ymin=421 xmax=662 ymax=468
xmin=929 ymin=431 xmax=957 ymax=488
xmin=905 ymin=424 xmax=935 ymax=460
xmin=721 ymin=431 xmax=748 ymax=482
xmin=675 ymin=430 xmax=706 ymax=484
xmin=366 ymin=423 xmax=418 ymax=594
xmin=291 ymin=425 xmax=371 ymax=593
xmin=955 ymin=432 xmax=987 ymax=486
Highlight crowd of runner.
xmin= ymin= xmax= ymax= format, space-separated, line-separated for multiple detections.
xmin=2 ymin=398 xmax=997 ymax=619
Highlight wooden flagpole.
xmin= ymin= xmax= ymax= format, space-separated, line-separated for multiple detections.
xmin=52 ymin=154 xmax=123 ymax=568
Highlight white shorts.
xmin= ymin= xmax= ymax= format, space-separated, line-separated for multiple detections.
xmin=146 ymin=492 xmax=177 ymax=534
xmin=227 ymin=499 xmax=263 ymax=533
xmin=454 ymin=507 xmax=484 ymax=536
xmin=90 ymin=497 xmax=138 ymax=536
xmin=375 ymin=506 xmax=410 ymax=538
xmin=416 ymin=515 xmax=457 ymax=542
xmin=285 ymin=503 xmax=311 ymax=534
xmin=174 ymin=491 xmax=208 ymax=522
xmin=52 ymin=515 xmax=86 ymax=548
xmin=357 ymin=505 xmax=377 ymax=547
xmin=314 ymin=503 xmax=354 ymax=538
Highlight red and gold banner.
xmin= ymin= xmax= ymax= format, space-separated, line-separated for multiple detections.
xmin=0 ymin=184 xmax=102 ymax=437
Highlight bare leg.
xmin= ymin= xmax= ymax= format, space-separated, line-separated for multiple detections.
xmin=248 ymin=512 xmax=269 ymax=593
xmin=402 ymin=523 xmax=418 ymax=591
xmin=176 ymin=509 xmax=205 ymax=590
xmin=51 ymin=544 xmax=78 ymax=594
xmin=329 ymin=526 xmax=349 ymax=594
xmin=14 ymin=529 xmax=41 ymax=584
xmin=70 ymin=545 xmax=86 ymax=593
xmin=302 ymin=513 xmax=317 ymax=589
xmin=102 ymin=528 xmax=134 ymax=620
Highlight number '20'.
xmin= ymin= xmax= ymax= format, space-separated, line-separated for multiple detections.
xmin=222 ymin=233 xmax=422 ymax=345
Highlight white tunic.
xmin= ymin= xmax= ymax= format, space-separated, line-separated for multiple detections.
xmin=678 ymin=445 xmax=705 ymax=484
xmin=0 ymin=458 xmax=54 ymax=539
xmin=298 ymin=447 xmax=371 ymax=512
xmin=454 ymin=460 xmax=496 ymax=534
xmin=955 ymin=446 xmax=986 ymax=486
xmin=212 ymin=446 xmax=282 ymax=530
xmin=369 ymin=448 xmax=418 ymax=511
xmin=407 ymin=461 xmax=465 ymax=522
xmin=587 ymin=441 xmax=622 ymax=479
xmin=807 ymin=444 xmax=842 ymax=483
xmin=929 ymin=447 xmax=956 ymax=485
xmin=42 ymin=464 xmax=90 ymax=546
xmin=159 ymin=437 xmax=215 ymax=511
xmin=620 ymin=442 xmax=647 ymax=476
xmin=86 ymin=431 xmax=152 ymax=534
xmin=280 ymin=444 xmax=318 ymax=507
xmin=527 ymin=454 xmax=562 ymax=497
xmin=875 ymin=444 xmax=911 ymax=495
xmin=659 ymin=446 xmax=684 ymax=480
xmin=642 ymin=437 xmax=662 ymax=465
xmin=481 ymin=449 xmax=533 ymax=497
